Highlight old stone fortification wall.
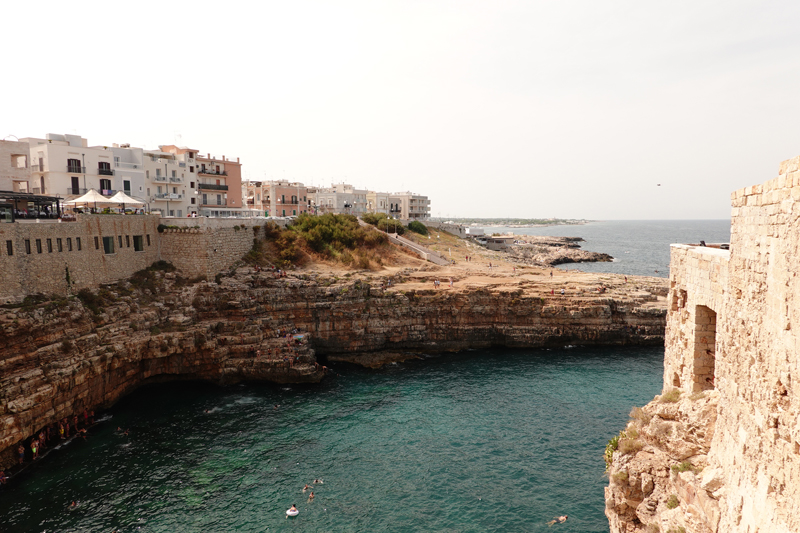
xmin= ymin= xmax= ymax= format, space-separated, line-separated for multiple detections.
xmin=0 ymin=216 xmax=160 ymax=301
xmin=0 ymin=271 xmax=666 ymax=470
xmin=159 ymin=226 xmax=261 ymax=279
xmin=606 ymin=155 xmax=800 ymax=533
xmin=0 ymin=216 xmax=266 ymax=300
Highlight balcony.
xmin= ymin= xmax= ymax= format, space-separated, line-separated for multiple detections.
xmin=31 ymin=164 xmax=44 ymax=172
xmin=115 ymin=161 xmax=141 ymax=169
xmin=67 ymin=165 xmax=86 ymax=174
xmin=98 ymin=168 xmax=114 ymax=176
xmin=198 ymin=183 xmax=228 ymax=191
xmin=198 ymin=169 xmax=227 ymax=176
xmin=153 ymin=193 xmax=184 ymax=201
xmin=169 ymin=177 xmax=183 ymax=183
xmin=65 ymin=187 xmax=89 ymax=196
xmin=153 ymin=175 xmax=168 ymax=183
xmin=201 ymin=200 xmax=227 ymax=207
xmin=246 ymin=198 xmax=256 ymax=205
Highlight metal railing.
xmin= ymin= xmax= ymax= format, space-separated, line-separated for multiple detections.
xmin=153 ymin=193 xmax=184 ymax=200
xmin=153 ymin=176 xmax=168 ymax=182
xmin=198 ymin=169 xmax=227 ymax=176
xmin=98 ymin=168 xmax=114 ymax=176
xmin=65 ymin=187 xmax=89 ymax=196
xmin=67 ymin=166 xmax=86 ymax=174
xmin=115 ymin=161 xmax=141 ymax=169
xmin=169 ymin=177 xmax=183 ymax=183
xmin=198 ymin=183 xmax=228 ymax=191
xmin=31 ymin=164 xmax=44 ymax=172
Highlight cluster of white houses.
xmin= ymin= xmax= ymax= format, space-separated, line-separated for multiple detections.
xmin=0 ymin=134 xmax=430 ymax=221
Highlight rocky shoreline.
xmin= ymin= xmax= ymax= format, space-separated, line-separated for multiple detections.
xmin=0 ymin=265 xmax=667 ymax=470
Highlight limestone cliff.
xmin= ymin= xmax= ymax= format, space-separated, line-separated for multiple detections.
xmin=0 ymin=268 xmax=666 ymax=470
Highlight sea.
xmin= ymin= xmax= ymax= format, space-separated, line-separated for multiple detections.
xmin=0 ymin=220 xmax=730 ymax=533
xmin=491 ymin=219 xmax=731 ymax=278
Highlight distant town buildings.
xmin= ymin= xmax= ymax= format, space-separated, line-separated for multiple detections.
xmin=2 ymin=132 xmax=431 ymax=220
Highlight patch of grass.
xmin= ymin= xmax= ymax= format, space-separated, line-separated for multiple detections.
xmin=605 ymin=433 xmax=621 ymax=467
xmin=618 ymin=437 xmax=644 ymax=455
xmin=671 ymin=461 xmax=701 ymax=474
xmin=667 ymin=527 xmax=686 ymax=533
xmin=77 ymin=288 xmax=105 ymax=315
xmin=149 ymin=326 xmax=161 ymax=335
xmin=612 ymin=471 xmax=629 ymax=484
xmin=646 ymin=524 xmax=660 ymax=533
xmin=660 ymin=389 xmax=681 ymax=403
xmin=666 ymin=494 xmax=679 ymax=509
xmin=630 ymin=406 xmax=652 ymax=425
xmin=689 ymin=391 xmax=707 ymax=401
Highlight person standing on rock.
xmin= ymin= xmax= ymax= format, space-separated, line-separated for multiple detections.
xmin=18 ymin=444 xmax=25 ymax=464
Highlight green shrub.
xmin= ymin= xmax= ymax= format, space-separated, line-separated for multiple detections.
xmin=605 ymin=433 xmax=621 ymax=467
xmin=149 ymin=326 xmax=161 ymax=335
xmin=377 ymin=218 xmax=405 ymax=235
xmin=666 ymin=494 xmax=679 ymax=509
xmin=407 ymin=221 xmax=429 ymax=235
xmin=361 ymin=212 xmax=389 ymax=226
xmin=157 ymin=224 xmax=167 ymax=233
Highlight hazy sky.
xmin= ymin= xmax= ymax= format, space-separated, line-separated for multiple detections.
xmin=3 ymin=0 xmax=800 ymax=219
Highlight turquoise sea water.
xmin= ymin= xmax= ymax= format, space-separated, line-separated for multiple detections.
xmin=0 ymin=347 xmax=663 ymax=533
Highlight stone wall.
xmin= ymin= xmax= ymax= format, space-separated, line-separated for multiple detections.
xmin=606 ymin=154 xmax=800 ymax=533
xmin=0 ymin=216 xmax=272 ymax=300
xmin=0 ymin=215 xmax=160 ymax=301
xmin=159 ymin=225 xmax=261 ymax=280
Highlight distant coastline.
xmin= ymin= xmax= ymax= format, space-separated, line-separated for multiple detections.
xmin=429 ymin=218 xmax=591 ymax=228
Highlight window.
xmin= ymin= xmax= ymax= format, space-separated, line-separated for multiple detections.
xmin=6 ymin=240 xmax=12 ymax=256
xmin=36 ymin=239 xmax=42 ymax=253
xmin=191 ymin=197 xmax=196 ymax=204
xmin=25 ymin=239 xmax=31 ymax=254
xmin=77 ymin=237 xmax=82 ymax=251
xmin=67 ymin=238 xmax=73 ymax=251
xmin=126 ymin=235 xmax=130 ymax=248
xmin=146 ymin=234 xmax=150 ymax=246
xmin=177 ymin=210 xmax=182 ymax=217
xmin=95 ymin=236 xmax=99 ymax=250
xmin=99 ymin=178 xmax=111 ymax=192
xmin=189 ymin=167 xmax=194 ymax=173
xmin=133 ymin=235 xmax=144 ymax=252
xmin=103 ymin=236 xmax=115 ymax=254
xmin=67 ymin=158 xmax=81 ymax=173
xmin=11 ymin=154 xmax=27 ymax=168
xmin=123 ymin=180 xmax=131 ymax=194
xmin=172 ymin=170 xmax=177 ymax=178
xmin=57 ymin=238 xmax=63 ymax=252
xmin=202 ymin=193 xmax=207 ymax=204
xmin=190 ymin=181 xmax=194 ymax=188
xmin=46 ymin=239 xmax=52 ymax=253
xmin=118 ymin=235 xmax=123 ymax=249
xmin=146 ymin=170 xmax=149 ymax=180
xmin=98 ymin=161 xmax=112 ymax=175
xmin=156 ymin=169 xmax=161 ymax=177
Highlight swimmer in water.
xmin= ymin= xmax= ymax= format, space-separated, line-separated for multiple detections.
xmin=313 ymin=478 xmax=323 ymax=484
xmin=308 ymin=492 xmax=314 ymax=502
xmin=547 ymin=515 xmax=568 ymax=525
xmin=303 ymin=484 xmax=309 ymax=492
xmin=286 ymin=504 xmax=298 ymax=518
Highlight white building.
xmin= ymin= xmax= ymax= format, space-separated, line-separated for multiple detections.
xmin=366 ymin=191 xmax=390 ymax=215
xmin=389 ymin=191 xmax=431 ymax=220
xmin=21 ymin=134 xmax=144 ymax=201
xmin=142 ymin=147 xmax=197 ymax=217
xmin=313 ymin=183 xmax=368 ymax=215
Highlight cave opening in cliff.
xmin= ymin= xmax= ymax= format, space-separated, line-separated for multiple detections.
xmin=693 ymin=305 xmax=717 ymax=392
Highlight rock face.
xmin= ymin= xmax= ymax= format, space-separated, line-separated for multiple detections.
xmin=0 ymin=268 xmax=666 ymax=470
xmin=606 ymin=155 xmax=800 ymax=533
xmin=507 ymin=236 xmax=614 ymax=266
